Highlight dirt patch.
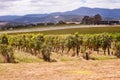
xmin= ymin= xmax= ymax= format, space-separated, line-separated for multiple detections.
xmin=0 ymin=59 xmax=120 ymax=80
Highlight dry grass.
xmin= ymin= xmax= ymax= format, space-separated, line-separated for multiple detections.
xmin=0 ymin=59 xmax=120 ymax=80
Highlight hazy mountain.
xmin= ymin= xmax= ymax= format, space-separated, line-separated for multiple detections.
xmin=0 ymin=7 xmax=120 ymax=23
xmin=66 ymin=7 xmax=120 ymax=19
xmin=23 ymin=14 xmax=48 ymax=18
xmin=0 ymin=16 xmax=21 ymax=21
xmin=14 ymin=14 xmax=83 ymax=23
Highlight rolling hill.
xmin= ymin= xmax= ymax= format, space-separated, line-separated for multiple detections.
xmin=0 ymin=7 xmax=120 ymax=23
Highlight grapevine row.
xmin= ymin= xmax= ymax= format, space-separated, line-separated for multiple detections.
xmin=0 ymin=32 xmax=120 ymax=62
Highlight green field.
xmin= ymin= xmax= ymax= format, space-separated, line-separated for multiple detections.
xmin=0 ymin=25 xmax=119 ymax=35
xmin=39 ymin=26 xmax=120 ymax=34
xmin=8 ymin=26 xmax=119 ymax=35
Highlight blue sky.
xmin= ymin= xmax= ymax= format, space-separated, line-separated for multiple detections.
xmin=0 ymin=0 xmax=120 ymax=16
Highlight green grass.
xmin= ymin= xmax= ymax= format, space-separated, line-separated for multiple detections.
xmin=0 ymin=58 xmax=3 ymax=63
xmin=39 ymin=26 xmax=120 ymax=34
xmin=14 ymin=52 xmax=43 ymax=63
xmin=8 ymin=26 xmax=120 ymax=35
xmin=90 ymin=54 xmax=117 ymax=60
xmin=0 ymin=55 xmax=4 ymax=63
xmin=60 ymin=57 xmax=71 ymax=62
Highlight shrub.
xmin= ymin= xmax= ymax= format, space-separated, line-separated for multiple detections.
xmin=114 ymin=42 xmax=120 ymax=58
xmin=41 ymin=43 xmax=52 ymax=62
xmin=0 ymin=45 xmax=15 ymax=63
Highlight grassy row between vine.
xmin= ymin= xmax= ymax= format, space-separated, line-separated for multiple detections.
xmin=0 ymin=52 xmax=118 ymax=63
xmin=0 ymin=52 xmax=43 ymax=63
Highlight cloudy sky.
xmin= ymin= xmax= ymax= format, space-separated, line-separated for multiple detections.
xmin=0 ymin=0 xmax=120 ymax=16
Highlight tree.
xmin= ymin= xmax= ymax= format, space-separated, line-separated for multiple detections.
xmin=58 ymin=20 xmax=66 ymax=24
xmin=81 ymin=16 xmax=90 ymax=24
xmin=93 ymin=14 xmax=102 ymax=24
xmin=89 ymin=17 xmax=94 ymax=24
xmin=82 ymin=14 xmax=102 ymax=25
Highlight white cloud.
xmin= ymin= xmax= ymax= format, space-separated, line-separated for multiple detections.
xmin=82 ymin=0 xmax=120 ymax=8
xmin=0 ymin=0 xmax=120 ymax=16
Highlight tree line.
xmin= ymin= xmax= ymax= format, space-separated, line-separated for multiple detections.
xmin=0 ymin=14 xmax=103 ymax=30
xmin=0 ymin=21 xmax=66 ymax=30
xmin=81 ymin=14 xmax=102 ymax=25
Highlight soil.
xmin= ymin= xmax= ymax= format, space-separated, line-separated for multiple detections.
xmin=0 ymin=59 xmax=120 ymax=80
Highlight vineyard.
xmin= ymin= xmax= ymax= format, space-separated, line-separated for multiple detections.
xmin=0 ymin=32 xmax=120 ymax=63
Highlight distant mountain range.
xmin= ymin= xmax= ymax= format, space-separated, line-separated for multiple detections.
xmin=0 ymin=7 xmax=120 ymax=24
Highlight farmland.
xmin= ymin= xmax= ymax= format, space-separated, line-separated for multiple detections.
xmin=39 ymin=26 xmax=120 ymax=34
xmin=0 ymin=25 xmax=120 ymax=34
xmin=0 ymin=25 xmax=120 ymax=80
